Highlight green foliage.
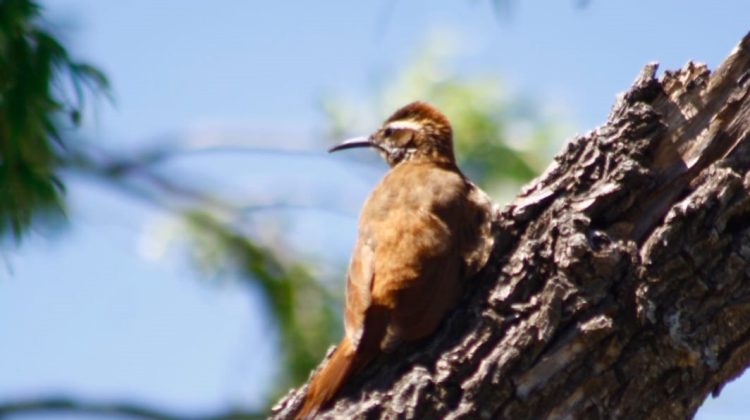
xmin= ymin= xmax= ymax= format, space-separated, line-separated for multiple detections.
xmin=181 ymin=211 xmax=340 ymax=397
xmin=0 ymin=0 xmax=108 ymax=241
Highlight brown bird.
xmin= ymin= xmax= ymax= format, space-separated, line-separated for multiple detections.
xmin=296 ymin=101 xmax=492 ymax=419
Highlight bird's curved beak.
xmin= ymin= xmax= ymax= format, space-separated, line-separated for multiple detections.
xmin=328 ymin=136 xmax=374 ymax=153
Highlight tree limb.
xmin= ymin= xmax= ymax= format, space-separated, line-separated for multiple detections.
xmin=272 ymin=31 xmax=750 ymax=419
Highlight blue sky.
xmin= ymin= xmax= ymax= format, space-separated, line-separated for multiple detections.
xmin=1 ymin=0 xmax=749 ymax=418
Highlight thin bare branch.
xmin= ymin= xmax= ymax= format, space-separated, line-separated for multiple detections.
xmin=0 ymin=396 xmax=263 ymax=420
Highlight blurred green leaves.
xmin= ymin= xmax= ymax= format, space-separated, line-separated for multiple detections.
xmin=68 ymin=145 xmax=342 ymax=398
xmin=0 ymin=0 xmax=108 ymax=241
xmin=181 ymin=211 xmax=340 ymax=395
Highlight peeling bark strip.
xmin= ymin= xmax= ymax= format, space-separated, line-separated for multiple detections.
xmin=273 ymin=32 xmax=750 ymax=419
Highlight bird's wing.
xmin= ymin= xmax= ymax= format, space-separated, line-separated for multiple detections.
xmin=344 ymin=205 xmax=462 ymax=353
xmin=344 ymin=164 xmax=478 ymax=352
xmin=344 ymin=234 xmax=375 ymax=348
xmin=460 ymin=182 xmax=495 ymax=278
xmin=369 ymin=207 xmax=463 ymax=346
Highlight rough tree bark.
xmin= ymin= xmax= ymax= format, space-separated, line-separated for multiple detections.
xmin=272 ymin=31 xmax=750 ymax=419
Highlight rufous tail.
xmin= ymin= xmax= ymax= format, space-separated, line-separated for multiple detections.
xmin=296 ymin=336 xmax=356 ymax=419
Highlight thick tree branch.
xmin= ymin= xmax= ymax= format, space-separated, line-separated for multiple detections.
xmin=272 ymin=31 xmax=750 ymax=419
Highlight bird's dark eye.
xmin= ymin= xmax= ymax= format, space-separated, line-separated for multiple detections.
xmin=383 ymin=127 xmax=393 ymax=137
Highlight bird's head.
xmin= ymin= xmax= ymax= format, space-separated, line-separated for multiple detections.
xmin=329 ymin=101 xmax=456 ymax=167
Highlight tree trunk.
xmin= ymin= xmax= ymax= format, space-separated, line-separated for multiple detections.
xmin=272 ymin=32 xmax=750 ymax=419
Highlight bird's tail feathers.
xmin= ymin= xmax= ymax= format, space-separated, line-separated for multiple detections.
xmin=296 ymin=336 xmax=355 ymax=419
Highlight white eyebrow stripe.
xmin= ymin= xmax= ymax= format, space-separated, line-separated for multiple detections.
xmin=386 ymin=120 xmax=422 ymax=131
